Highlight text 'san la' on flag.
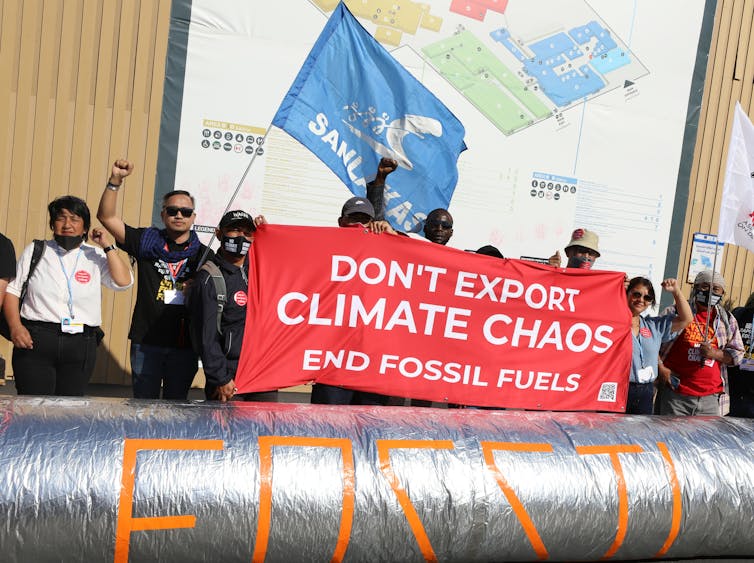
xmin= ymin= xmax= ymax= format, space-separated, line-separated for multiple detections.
xmin=719 ymin=101 xmax=754 ymax=253
xmin=271 ymin=2 xmax=467 ymax=233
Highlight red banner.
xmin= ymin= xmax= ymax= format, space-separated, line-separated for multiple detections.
xmin=236 ymin=225 xmax=632 ymax=411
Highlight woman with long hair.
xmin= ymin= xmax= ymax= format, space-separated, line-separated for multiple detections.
xmin=625 ymin=277 xmax=692 ymax=414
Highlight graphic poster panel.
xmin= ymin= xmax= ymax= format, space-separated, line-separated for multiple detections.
xmin=161 ymin=0 xmax=712 ymax=291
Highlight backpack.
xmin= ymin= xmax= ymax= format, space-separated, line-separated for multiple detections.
xmin=201 ymin=261 xmax=227 ymax=336
xmin=188 ymin=261 xmax=227 ymax=352
xmin=0 ymin=240 xmax=46 ymax=340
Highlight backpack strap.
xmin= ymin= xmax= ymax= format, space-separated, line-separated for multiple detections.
xmin=200 ymin=261 xmax=227 ymax=337
xmin=19 ymin=239 xmax=46 ymax=304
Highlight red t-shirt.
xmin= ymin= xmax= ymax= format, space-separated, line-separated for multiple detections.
xmin=664 ymin=310 xmax=723 ymax=396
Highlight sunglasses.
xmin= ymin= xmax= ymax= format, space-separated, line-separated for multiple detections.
xmin=629 ymin=291 xmax=653 ymax=303
xmin=427 ymin=220 xmax=453 ymax=229
xmin=164 ymin=206 xmax=194 ymax=217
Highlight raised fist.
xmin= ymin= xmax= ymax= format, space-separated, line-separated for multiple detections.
xmin=89 ymin=227 xmax=111 ymax=248
xmin=377 ymin=157 xmax=398 ymax=176
xmin=111 ymin=159 xmax=134 ymax=183
xmin=661 ymin=278 xmax=679 ymax=293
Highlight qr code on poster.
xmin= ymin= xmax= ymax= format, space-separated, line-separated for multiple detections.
xmin=597 ymin=382 xmax=618 ymax=402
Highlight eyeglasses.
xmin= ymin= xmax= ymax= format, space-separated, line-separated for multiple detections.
xmin=164 ymin=206 xmax=194 ymax=217
xmin=427 ymin=220 xmax=453 ymax=229
xmin=629 ymin=291 xmax=653 ymax=303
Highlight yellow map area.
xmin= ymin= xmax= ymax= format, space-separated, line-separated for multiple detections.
xmin=313 ymin=0 xmax=442 ymax=45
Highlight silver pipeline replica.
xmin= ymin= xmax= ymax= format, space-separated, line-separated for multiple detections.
xmin=1 ymin=396 xmax=753 ymax=562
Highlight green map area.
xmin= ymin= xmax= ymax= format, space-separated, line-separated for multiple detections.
xmin=423 ymin=31 xmax=552 ymax=135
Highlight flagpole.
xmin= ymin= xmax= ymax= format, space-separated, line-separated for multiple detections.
xmin=701 ymin=235 xmax=721 ymax=357
xmin=197 ymin=125 xmax=274 ymax=266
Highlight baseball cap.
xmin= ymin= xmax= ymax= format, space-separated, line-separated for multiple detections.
xmin=341 ymin=197 xmax=375 ymax=219
xmin=219 ymin=210 xmax=256 ymax=230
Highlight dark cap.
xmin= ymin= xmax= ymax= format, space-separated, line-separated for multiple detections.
xmin=476 ymin=245 xmax=504 ymax=259
xmin=219 ymin=210 xmax=256 ymax=230
xmin=341 ymin=197 xmax=375 ymax=219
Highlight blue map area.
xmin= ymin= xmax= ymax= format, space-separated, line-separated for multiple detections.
xmin=591 ymin=47 xmax=630 ymax=74
xmin=569 ymin=21 xmax=617 ymax=55
xmin=491 ymin=20 xmax=630 ymax=107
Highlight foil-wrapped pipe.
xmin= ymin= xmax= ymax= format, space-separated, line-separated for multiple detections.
xmin=0 ymin=396 xmax=753 ymax=562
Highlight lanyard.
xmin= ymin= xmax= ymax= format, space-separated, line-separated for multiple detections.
xmin=692 ymin=312 xmax=718 ymax=345
xmin=240 ymin=265 xmax=248 ymax=285
xmin=161 ymin=241 xmax=189 ymax=287
xmin=162 ymin=258 xmax=188 ymax=286
xmin=57 ymin=248 xmax=83 ymax=319
xmin=634 ymin=317 xmax=646 ymax=368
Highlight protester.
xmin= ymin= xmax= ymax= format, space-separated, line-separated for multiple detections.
xmin=192 ymin=210 xmax=276 ymax=403
xmin=423 ymin=209 xmax=454 ymax=245
xmin=449 ymin=244 xmax=506 ymax=411
xmin=365 ymin=157 xmax=397 ymax=221
xmin=97 ymin=159 xmax=211 ymax=400
xmin=0 ymin=232 xmax=15 ymax=381
xmin=337 ymin=196 xmax=395 ymax=234
xmin=0 ymin=232 xmax=15 ymax=309
xmin=3 ymin=196 xmax=132 ymax=395
xmin=476 ymin=244 xmax=504 ymax=259
xmin=548 ymin=228 xmax=600 ymax=269
xmin=412 ymin=208 xmax=455 ymax=407
xmin=729 ymin=292 xmax=754 ymax=417
xmin=625 ymin=277 xmax=692 ymax=414
xmin=311 ymin=197 xmax=394 ymax=405
xmin=659 ymin=270 xmax=743 ymax=416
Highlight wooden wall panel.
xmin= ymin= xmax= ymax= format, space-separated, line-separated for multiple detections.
xmin=0 ymin=1 xmax=23 ymax=230
xmin=676 ymin=0 xmax=754 ymax=310
xmin=0 ymin=0 xmax=171 ymax=383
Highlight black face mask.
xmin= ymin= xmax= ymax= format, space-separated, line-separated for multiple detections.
xmin=54 ymin=234 xmax=85 ymax=251
xmin=566 ymin=255 xmax=594 ymax=270
xmin=221 ymin=235 xmax=250 ymax=256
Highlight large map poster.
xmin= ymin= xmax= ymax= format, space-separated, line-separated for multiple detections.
xmin=158 ymin=0 xmax=713 ymax=291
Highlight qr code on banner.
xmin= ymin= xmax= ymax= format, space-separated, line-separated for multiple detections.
xmin=598 ymin=382 xmax=618 ymax=402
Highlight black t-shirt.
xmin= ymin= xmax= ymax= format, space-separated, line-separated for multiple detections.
xmin=0 ymin=232 xmax=16 ymax=280
xmin=119 ymin=225 xmax=211 ymax=347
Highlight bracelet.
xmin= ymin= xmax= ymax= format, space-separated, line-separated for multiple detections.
xmin=103 ymin=244 xmax=117 ymax=253
xmin=106 ymin=182 xmax=121 ymax=191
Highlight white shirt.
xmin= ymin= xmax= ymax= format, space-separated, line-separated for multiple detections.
xmin=7 ymin=240 xmax=133 ymax=326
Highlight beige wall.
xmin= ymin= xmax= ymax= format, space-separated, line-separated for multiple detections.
xmin=0 ymin=0 xmax=172 ymax=383
xmin=0 ymin=0 xmax=750 ymax=384
xmin=676 ymin=0 xmax=754 ymax=306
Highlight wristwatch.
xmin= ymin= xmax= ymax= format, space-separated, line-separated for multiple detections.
xmin=103 ymin=244 xmax=117 ymax=253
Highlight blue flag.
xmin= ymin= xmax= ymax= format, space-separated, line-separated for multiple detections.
xmin=272 ymin=2 xmax=467 ymax=233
